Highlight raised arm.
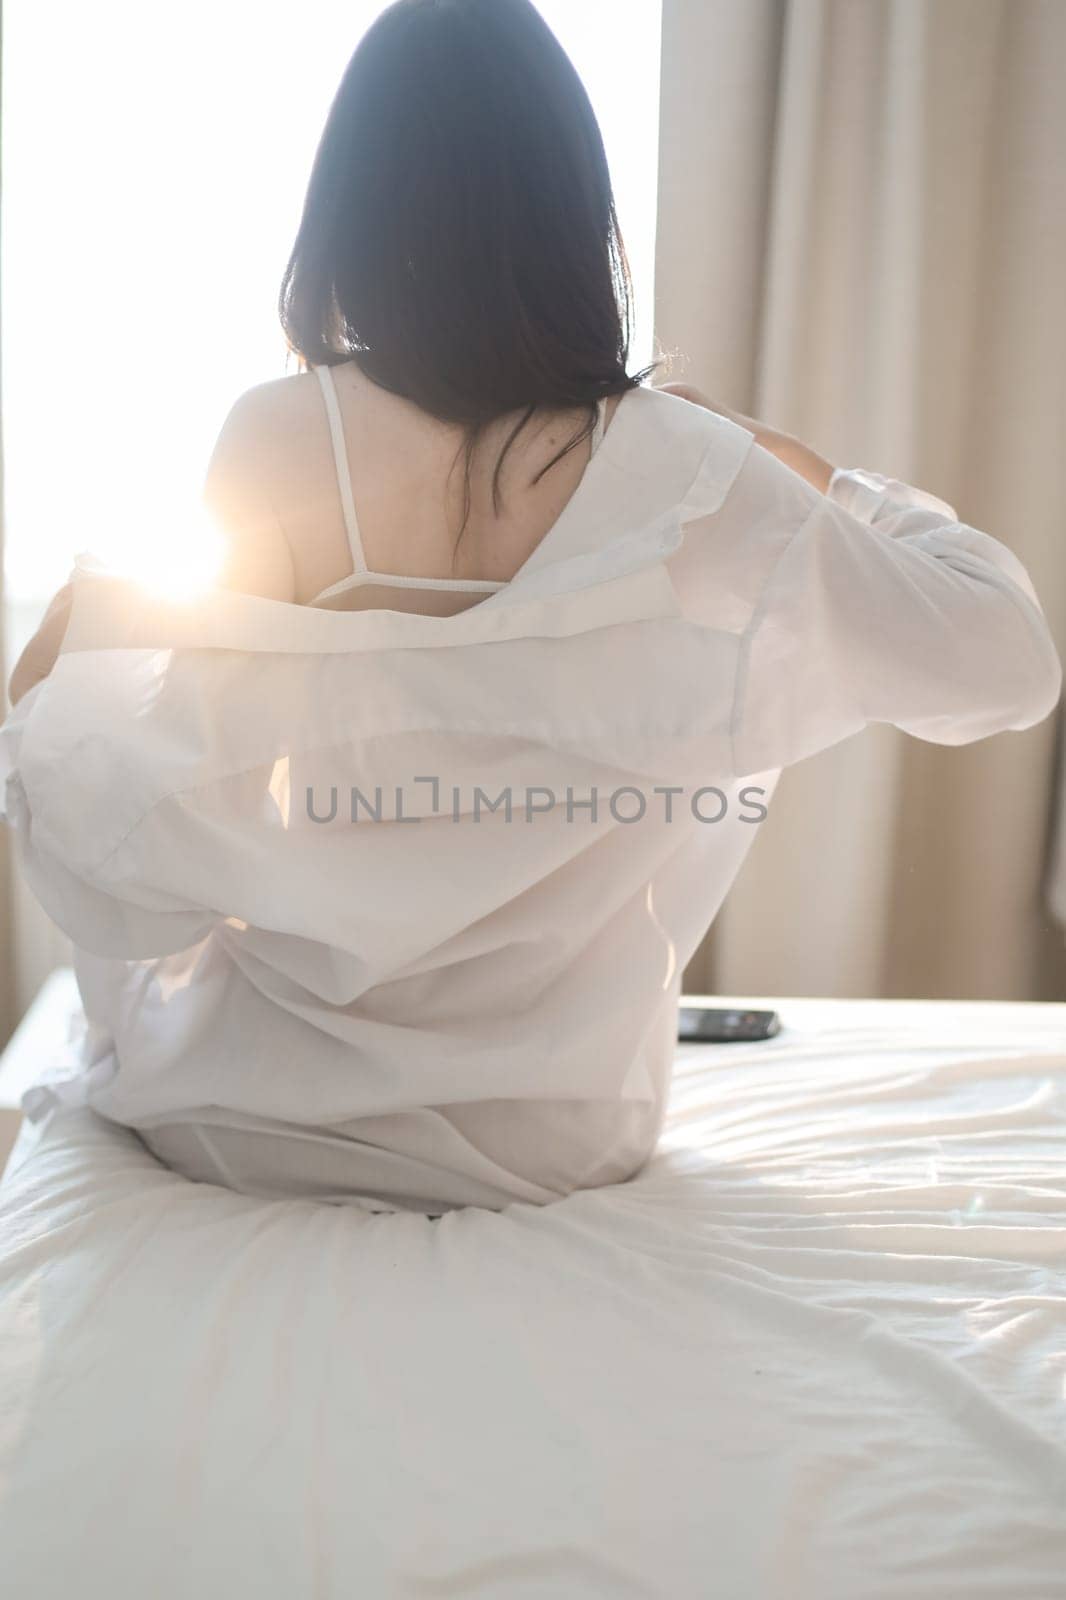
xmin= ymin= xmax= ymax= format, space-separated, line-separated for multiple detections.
xmin=657 ymin=381 xmax=1061 ymax=773
xmin=724 ymin=446 xmax=1062 ymax=775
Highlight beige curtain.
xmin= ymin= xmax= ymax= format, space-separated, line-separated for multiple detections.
xmin=0 ymin=522 xmax=11 ymax=1054
xmin=657 ymin=0 xmax=1066 ymax=1000
xmin=0 ymin=1 xmax=14 ymax=1050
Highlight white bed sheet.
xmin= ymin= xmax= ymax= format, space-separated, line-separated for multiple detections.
xmin=1 ymin=992 xmax=1065 ymax=1599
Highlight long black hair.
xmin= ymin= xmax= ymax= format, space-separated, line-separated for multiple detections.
xmin=279 ymin=0 xmax=657 ymax=543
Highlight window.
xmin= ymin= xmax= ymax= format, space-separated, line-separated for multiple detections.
xmin=1 ymin=0 xmax=662 ymax=606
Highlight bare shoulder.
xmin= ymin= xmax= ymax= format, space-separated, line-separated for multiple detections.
xmin=210 ymin=367 xmax=320 ymax=444
xmin=202 ymin=370 xmax=321 ymax=602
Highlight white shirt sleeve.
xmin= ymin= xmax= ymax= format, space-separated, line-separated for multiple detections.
xmin=713 ymin=445 xmax=1063 ymax=777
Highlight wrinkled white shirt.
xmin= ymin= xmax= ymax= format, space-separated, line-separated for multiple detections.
xmin=1 ymin=386 xmax=1060 ymax=1211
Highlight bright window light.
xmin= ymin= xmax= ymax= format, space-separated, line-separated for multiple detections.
xmin=2 ymin=1 xmax=661 ymax=603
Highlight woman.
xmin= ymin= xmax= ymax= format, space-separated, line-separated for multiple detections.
xmin=3 ymin=0 xmax=1061 ymax=1214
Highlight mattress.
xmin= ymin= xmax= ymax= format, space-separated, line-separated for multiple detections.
xmin=1 ymin=986 xmax=1065 ymax=1598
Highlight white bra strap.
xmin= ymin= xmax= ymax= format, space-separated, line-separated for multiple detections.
xmin=314 ymin=365 xmax=368 ymax=572
xmin=310 ymin=569 xmax=506 ymax=606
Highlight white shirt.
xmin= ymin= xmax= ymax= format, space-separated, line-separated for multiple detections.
xmin=1 ymin=385 xmax=1060 ymax=1211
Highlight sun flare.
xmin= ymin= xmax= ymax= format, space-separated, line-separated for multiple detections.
xmin=98 ymin=502 xmax=226 ymax=602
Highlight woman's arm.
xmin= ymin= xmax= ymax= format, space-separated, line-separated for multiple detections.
xmin=656 ymin=382 xmax=836 ymax=494
xmin=717 ymin=441 xmax=1062 ymax=775
xmin=7 ymin=583 xmax=74 ymax=708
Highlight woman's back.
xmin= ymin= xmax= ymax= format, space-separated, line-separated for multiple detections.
xmin=3 ymin=382 xmax=1060 ymax=1213
xmin=205 ymin=359 xmax=625 ymax=615
xmin=1 ymin=0 xmax=1060 ymax=1216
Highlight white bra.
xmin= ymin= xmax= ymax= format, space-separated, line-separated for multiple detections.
xmin=309 ymin=363 xmax=609 ymax=607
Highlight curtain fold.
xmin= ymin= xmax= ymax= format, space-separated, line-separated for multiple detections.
xmin=0 ymin=0 xmax=15 ymax=1048
xmin=658 ymin=0 xmax=1066 ymax=999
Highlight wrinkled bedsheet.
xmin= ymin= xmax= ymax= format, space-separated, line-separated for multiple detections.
xmin=1 ymin=996 xmax=1065 ymax=1599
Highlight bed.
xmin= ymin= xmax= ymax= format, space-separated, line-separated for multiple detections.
xmin=1 ymin=973 xmax=1064 ymax=1598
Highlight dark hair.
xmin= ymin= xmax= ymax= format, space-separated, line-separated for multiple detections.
xmin=279 ymin=0 xmax=657 ymax=545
